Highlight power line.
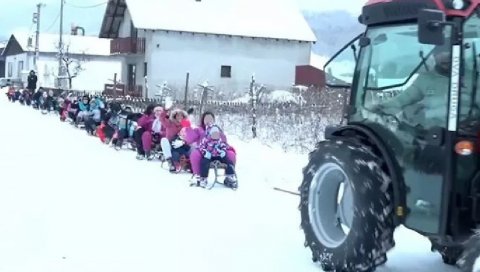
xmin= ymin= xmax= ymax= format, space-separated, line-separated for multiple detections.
xmin=44 ymin=12 xmax=60 ymax=32
xmin=28 ymin=21 xmax=36 ymax=32
xmin=64 ymin=1 xmax=107 ymax=8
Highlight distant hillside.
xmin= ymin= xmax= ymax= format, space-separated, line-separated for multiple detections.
xmin=303 ymin=10 xmax=365 ymax=57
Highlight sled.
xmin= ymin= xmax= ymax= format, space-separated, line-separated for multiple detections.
xmin=190 ymin=160 xmax=237 ymax=190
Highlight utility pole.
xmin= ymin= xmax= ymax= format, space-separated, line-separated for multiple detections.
xmin=58 ymin=0 xmax=65 ymax=88
xmin=33 ymin=3 xmax=44 ymax=72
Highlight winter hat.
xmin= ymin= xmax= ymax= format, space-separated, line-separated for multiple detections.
xmin=181 ymin=118 xmax=191 ymax=128
xmin=208 ymin=125 xmax=221 ymax=140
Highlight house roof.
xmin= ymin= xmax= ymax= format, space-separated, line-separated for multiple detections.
xmin=0 ymin=41 xmax=6 ymax=56
xmin=100 ymin=0 xmax=317 ymax=42
xmin=8 ymin=32 xmax=112 ymax=56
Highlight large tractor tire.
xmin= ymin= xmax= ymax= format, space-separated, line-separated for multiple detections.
xmin=458 ymin=231 xmax=480 ymax=272
xmin=430 ymin=242 xmax=463 ymax=266
xmin=299 ymin=140 xmax=395 ymax=272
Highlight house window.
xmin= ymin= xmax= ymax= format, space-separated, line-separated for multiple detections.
xmin=7 ymin=62 xmax=13 ymax=77
xmin=17 ymin=61 xmax=24 ymax=78
xmin=221 ymin=65 xmax=231 ymax=78
xmin=144 ymin=62 xmax=147 ymax=77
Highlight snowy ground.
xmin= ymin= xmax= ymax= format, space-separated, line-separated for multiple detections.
xmin=0 ymin=95 xmax=460 ymax=272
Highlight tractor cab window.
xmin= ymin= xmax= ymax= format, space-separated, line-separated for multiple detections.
xmin=460 ymin=13 xmax=480 ymax=135
xmin=324 ymin=35 xmax=361 ymax=88
xmin=352 ymin=24 xmax=453 ymax=131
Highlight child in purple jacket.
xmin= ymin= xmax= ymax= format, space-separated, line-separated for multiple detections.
xmin=197 ymin=124 xmax=237 ymax=188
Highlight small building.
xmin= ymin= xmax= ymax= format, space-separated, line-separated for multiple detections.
xmin=2 ymin=32 xmax=122 ymax=92
xmin=99 ymin=0 xmax=316 ymax=98
xmin=294 ymin=52 xmax=326 ymax=88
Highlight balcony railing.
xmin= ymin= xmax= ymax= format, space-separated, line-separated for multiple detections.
xmin=110 ymin=37 xmax=145 ymax=55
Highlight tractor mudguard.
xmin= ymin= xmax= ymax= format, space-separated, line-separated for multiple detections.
xmin=324 ymin=124 xmax=407 ymax=225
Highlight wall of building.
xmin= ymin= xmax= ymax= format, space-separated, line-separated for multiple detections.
xmin=4 ymin=52 xmax=30 ymax=84
xmin=37 ymin=53 xmax=122 ymax=92
xmin=118 ymin=9 xmax=132 ymax=38
xmin=120 ymin=55 xmax=145 ymax=95
xmin=5 ymin=52 xmax=122 ymax=92
xmin=144 ymin=30 xmax=312 ymax=98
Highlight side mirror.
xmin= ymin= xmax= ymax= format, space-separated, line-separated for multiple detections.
xmin=418 ymin=9 xmax=446 ymax=45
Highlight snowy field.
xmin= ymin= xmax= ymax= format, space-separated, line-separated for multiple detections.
xmin=0 ymin=94 xmax=460 ymax=272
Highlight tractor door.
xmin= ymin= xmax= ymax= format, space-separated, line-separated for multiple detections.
xmin=326 ymin=23 xmax=454 ymax=234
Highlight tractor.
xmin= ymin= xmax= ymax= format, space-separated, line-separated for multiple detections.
xmin=299 ymin=0 xmax=480 ymax=271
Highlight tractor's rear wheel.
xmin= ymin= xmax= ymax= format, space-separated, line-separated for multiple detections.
xmin=299 ymin=140 xmax=395 ymax=272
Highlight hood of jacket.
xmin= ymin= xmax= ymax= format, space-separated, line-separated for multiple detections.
xmin=169 ymin=109 xmax=188 ymax=122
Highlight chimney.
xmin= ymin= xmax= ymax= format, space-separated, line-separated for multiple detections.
xmin=71 ymin=25 xmax=85 ymax=36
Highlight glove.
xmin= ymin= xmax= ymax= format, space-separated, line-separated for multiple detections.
xmin=172 ymin=139 xmax=185 ymax=148
xmin=219 ymin=150 xmax=226 ymax=158
xmin=204 ymin=151 xmax=212 ymax=159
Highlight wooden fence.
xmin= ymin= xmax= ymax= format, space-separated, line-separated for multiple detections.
xmin=68 ymin=88 xmax=349 ymax=153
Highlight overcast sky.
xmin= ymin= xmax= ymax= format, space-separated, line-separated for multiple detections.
xmin=0 ymin=0 xmax=366 ymax=41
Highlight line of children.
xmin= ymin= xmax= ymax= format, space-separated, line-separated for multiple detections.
xmin=9 ymin=92 xmax=238 ymax=189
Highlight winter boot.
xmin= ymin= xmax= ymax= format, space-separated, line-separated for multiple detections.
xmin=190 ymin=175 xmax=200 ymax=186
xmin=145 ymin=151 xmax=154 ymax=161
xmin=224 ymin=175 xmax=238 ymax=189
xmin=136 ymin=153 xmax=145 ymax=160
xmin=167 ymin=158 xmax=176 ymax=172
xmin=175 ymin=162 xmax=182 ymax=173
xmin=197 ymin=176 xmax=208 ymax=188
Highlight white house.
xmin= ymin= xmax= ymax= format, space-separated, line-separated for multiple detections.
xmin=3 ymin=32 xmax=122 ymax=92
xmin=99 ymin=0 xmax=317 ymax=98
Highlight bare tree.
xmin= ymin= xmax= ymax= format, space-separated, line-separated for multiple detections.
xmin=154 ymin=82 xmax=173 ymax=106
xmin=57 ymin=44 xmax=86 ymax=89
xmin=249 ymin=75 xmax=266 ymax=138
xmin=197 ymin=81 xmax=214 ymax=114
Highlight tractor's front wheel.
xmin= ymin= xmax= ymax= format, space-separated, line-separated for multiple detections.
xmin=299 ymin=140 xmax=395 ymax=272
xmin=430 ymin=243 xmax=463 ymax=266
xmin=458 ymin=232 xmax=480 ymax=272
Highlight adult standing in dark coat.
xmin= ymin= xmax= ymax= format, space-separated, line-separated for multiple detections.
xmin=27 ymin=70 xmax=38 ymax=92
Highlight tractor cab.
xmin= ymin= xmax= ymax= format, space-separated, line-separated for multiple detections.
xmin=300 ymin=0 xmax=480 ymax=271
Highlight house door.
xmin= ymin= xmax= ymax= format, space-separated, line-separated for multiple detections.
xmin=127 ymin=64 xmax=136 ymax=95
xmin=17 ymin=61 xmax=23 ymax=78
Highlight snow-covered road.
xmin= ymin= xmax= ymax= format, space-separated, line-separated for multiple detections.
xmin=0 ymin=97 xmax=460 ymax=272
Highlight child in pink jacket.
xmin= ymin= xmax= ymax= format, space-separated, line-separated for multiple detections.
xmin=184 ymin=111 xmax=237 ymax=188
